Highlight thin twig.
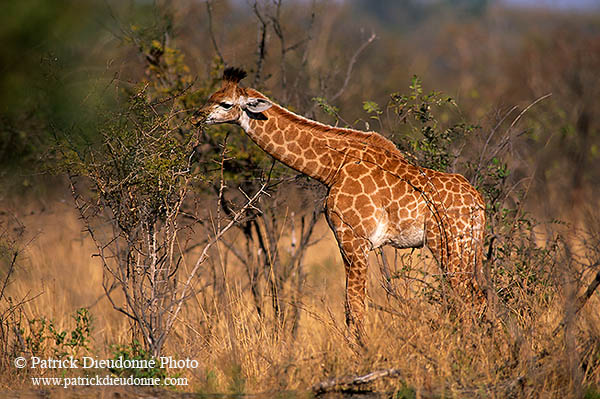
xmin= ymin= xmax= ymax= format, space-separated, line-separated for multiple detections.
xmin=0 ymin=251 xmax=17 ymax=302
xmin=553 ymin=264 xmax=600 ymax=336
xmin=165 ymin=170 xmax=270 ymax=337
xmin=206 ymin=0 xmax=225 ymax=65
xmin=252 ymin=1 xmax=269 ymax=86
xmin=330 ymin=31 xmax=377 ymax=102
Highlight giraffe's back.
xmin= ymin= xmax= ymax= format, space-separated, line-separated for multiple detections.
xmin=328 ymin=148 xmax=484 ymax=253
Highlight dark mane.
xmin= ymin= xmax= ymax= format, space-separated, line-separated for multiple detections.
xmin=223 ymin=67 xmax=247 ymax=84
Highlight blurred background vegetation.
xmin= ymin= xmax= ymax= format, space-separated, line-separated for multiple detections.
xmin=1 ymin=0 xmax=599 ymax=217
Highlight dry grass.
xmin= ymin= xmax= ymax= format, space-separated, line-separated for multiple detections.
xmin=2 ymin=194 xmax=600 ymax=398
xmin=1 ymin=199 xmax=130 ymax=351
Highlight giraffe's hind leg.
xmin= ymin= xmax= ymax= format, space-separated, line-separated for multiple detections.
xmin=425 ymin=218 xmax=483 ymax=302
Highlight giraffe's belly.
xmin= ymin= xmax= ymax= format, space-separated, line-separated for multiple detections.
xmin=388 ymin=225 xmax=425 ymax=249
xmin=368 ymin=218 xmax=424 ymax=250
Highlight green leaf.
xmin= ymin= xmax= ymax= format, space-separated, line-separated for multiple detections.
xmin=363 ymin=100 xmax=382 ymax=115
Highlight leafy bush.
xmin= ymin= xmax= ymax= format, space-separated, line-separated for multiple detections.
xmin=20 ymin=308 xmax=91 ymax=360
xmin=364 ymin=76 xmax=478 ymax=173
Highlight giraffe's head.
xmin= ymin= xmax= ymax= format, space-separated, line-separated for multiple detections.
xmin=193 ymin=67 xmax=272 ymax=126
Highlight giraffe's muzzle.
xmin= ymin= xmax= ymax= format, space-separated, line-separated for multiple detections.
xmin=190 ymin=110 xmax=209 ymax=126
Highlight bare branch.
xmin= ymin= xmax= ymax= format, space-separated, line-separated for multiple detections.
xmin=206 ymin=0 xmax=225 ymax=65
xmin=575 ymin=266 xmax=600 ymax=313
xmin=553 ymin=262 xmax=600 ymax=336
xmin=475 ymin=93 xmax=552 ymax=180
xmin=312 ymin=368 xmax=403 ymax=394
xmin=330 ymin=31 xmax=377 ymax=102
xmin=165 ymin=166 xmax=271 ymax=336
xmin=252 ymin=1 xmax=269 ymax=87
xmin=268 ymin=0 xmax=288 ymax=97
xmin=0 ymin=251 xmax=17 ymax=303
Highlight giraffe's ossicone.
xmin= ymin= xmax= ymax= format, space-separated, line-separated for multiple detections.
xmin=195 ymin=67 xmax=486 ymax=337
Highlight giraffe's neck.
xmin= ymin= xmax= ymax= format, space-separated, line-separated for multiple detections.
xmin=237 ymin=95 xmax=403 ymax=186
xmin=237 ymin=103 xmax=342 ymax=185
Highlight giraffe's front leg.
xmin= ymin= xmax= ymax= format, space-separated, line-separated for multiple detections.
xmin=326 ymin=209 xmax=370 ymax=340
xmin=340 ymin=236 xmax=369 ymax=336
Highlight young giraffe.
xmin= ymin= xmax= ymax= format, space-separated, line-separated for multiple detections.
xmin=195 ymin=67 xmax=486 ymax=336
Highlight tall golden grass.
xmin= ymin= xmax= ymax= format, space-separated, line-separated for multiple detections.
xmin=2 ymin=193 xmax=600 ymax=398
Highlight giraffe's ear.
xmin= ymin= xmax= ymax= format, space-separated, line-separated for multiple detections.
xmin=243 ymin=97 xmax=272 ymax=113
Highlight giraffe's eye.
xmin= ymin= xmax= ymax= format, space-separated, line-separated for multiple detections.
xmin=219 ymin=102 xmax=233 ymax=109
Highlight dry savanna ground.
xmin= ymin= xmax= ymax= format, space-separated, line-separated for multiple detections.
xmin=1 ymin=187 xmax=600 ymax=398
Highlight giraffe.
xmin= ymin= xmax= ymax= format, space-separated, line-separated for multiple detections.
xmin=194 ymin=67 xmax=486 ymax=336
